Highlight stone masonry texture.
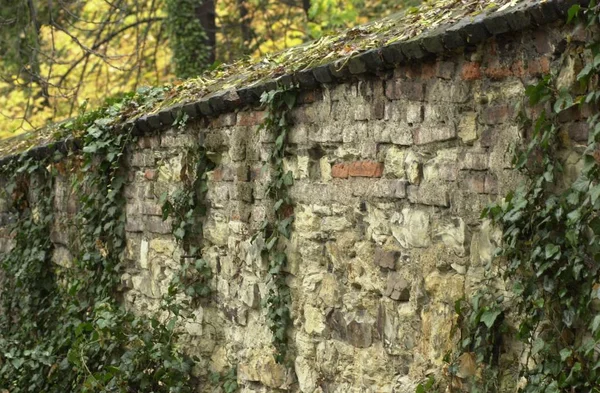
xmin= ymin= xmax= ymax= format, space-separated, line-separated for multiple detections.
xmin=0 ymin=17 xmax=590 ymax=393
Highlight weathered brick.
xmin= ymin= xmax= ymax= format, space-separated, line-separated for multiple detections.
xmin=461 ymin=152 xmax=489 ymax=170
xmin=144 ymin=169 xmax=158 ymax=181
xmin=436 ymin=61 xmax=456 ymax=80
xmin=420 ymin=63 xmax=437 ymax=80
xmin=371 ymin=98 xmax=386 ymax=120
xmin=331 ymin=163 xmax=350 ymax=179
xmin=427 ymin=80 xmax=470 ymax=103
xmin=161 ymin=132 xmax=197 ymax=148
xmin=480 ymin=128 xmax=496 ymax=147
xmin=237 ymin=111 xmax=267 ymax=126
xmin=348 ymin=161 xmax=384 ymax=178
xmin=407 ymin=184 xmax=449 ymax=207
xmin=298 ymin=90 xmax=320 ymax=104
xmin=413 ymin=124 xmax=456 ymax=145
xmin=385 ymin=80 xmax=425 ymax=101
xmin=481 ymin=104 xmax=514 ymax=125
xmin=462 ymin=172 xmax=486 ymax=194
xmin=527 ymin=57 xmax=550 ymax=76
xmin=483 ymin=62 xmax=513 ymax=80
xmin=484 ymin=173 xmax=498 ymax=194
xmin=209 ymin=113 xmax=237 ymax=128
xmin=406 ymin=103 xmax=424 ymax=124
xmin=460 ymin=62 xmax=482 ymax=80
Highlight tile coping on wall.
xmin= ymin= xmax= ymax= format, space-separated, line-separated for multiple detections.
xmin=0 ymin=0 xmax=586 ymax=166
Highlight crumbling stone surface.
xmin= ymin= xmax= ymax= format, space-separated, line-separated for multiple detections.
xmin=0 ymin=20 xmax=589 ymax=393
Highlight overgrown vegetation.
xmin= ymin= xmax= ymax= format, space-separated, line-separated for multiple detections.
xmin=160 ymin=143 xmax=215 ymax=302
xmin=255 ymin=87 xmax=297 ymax=363
xmin=0 ymin=92 xmax=195 ymax=392
xmin=0 ymin=80 xmax=295 ymax=390
xmin=444 ymin=3 xmax=600 ymax=392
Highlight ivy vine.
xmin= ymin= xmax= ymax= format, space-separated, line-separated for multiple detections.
xmin=446 ymin=3 xmax=600 ymax=393
xmin=0 ymin=91 xmax=195 ymax=392
xmin=256 ymin=87 xmax=297 ymax=364
xmin=160 ymin=143 xmax=215 ymax=302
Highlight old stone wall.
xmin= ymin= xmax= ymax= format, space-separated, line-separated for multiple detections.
xmin=0 ymin=19 xmax=587 ymax=393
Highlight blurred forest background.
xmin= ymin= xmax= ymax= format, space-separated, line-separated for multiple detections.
xmin=0 ymin=0 xmax=420 ymax=139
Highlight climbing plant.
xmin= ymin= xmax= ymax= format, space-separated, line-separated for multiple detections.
xmin=0 ymin=91 xmax=196 ymax=392
xmin=160 ymin=142 xmax=215 ymax=302
xmin=447 ymin=3 xmax=600 ymax=393
xmin=256 ymin=87 xmax=297 ymax=364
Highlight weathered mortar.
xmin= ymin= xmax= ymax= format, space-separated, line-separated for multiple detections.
xmin=0 ymin=9 xmax=591 ymax=393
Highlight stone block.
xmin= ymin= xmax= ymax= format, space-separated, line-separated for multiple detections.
xmin=407 ymin=184 xmax=449 ymax=207
xmin=161 ymin=131 xmax=197 ymax=148
xmin=391 ymin=208 xmax=431 ymax=248
xmin=385 ymin=80 xmax=425 ymax=101
xmin=130 ymin=151 xmax=155 ymax=167
xmin=145 ymin=216 xmax=173 ymax=234
xmin=437 ymin=61 xmax=456 ymax=80
xmin=458 ymin=112 xmax=478 ymax=144
xmin=461 ymin=172 xmax=486 ymax=194
xmin=237 ymin=111 xmax=266 ymax=126
xmin=385 ymin=273 xmax=410 ymax=301
xmin=374 ymin=247 xmax=398 ymax=270
xmin=372 ymin=179 xmax=407 ymax=199
xmin=481 ymin=104 xmax=514 ymax=125
xmin=406 ymin=103 xmax=424 ymax=124
xmin=413 ymin=124 xmax=456 ymax=145
xmin=461 ymin=152 xmax=489 ymax=170
xmin=384 ymin=146 xmax=406 ymax=178
xmin=427 ymin=80 xmax=471 ymax=103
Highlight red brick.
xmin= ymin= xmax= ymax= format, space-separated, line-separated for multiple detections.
xmin=348 ymin=161 xmax=384 ymax=178
xmin=332 ymin=163 xmax=350 ymax=179
xmin=527 ymin=57 xmax=550 ymax=76
xmin=511 ymin=60 xmax=525 ymax=78
xmin=144 ymin=169 xmax=158 ymax=181
xmin=420 ymin=63 xmax=437 ymax=80
xmin=461 ymin=62 xmax=482 ymax=80
xmin=237 ymin=111 xmax=267 ymax=126
xmin=484 ymin=64 xmax=513 ymax=80
xmin=298 ymin=90 xmax=320 ymax=104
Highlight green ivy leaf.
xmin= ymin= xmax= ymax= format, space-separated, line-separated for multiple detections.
xmin=480 ymin=309 xmax=502 ymax=329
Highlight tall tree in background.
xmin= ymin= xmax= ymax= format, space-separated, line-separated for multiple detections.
xmin=165 ymin=0 xmax=216 ymax=78
xmin=0 ymin=0 xmax=420 ymax=138
xmin=0 ymin=0 xmax=166 ymax=136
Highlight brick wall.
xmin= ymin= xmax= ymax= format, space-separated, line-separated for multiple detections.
xmin=0 ymin=20 xmax=588 ymax=393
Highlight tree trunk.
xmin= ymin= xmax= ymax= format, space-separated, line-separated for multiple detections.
xmin=236 ymin=0 xmax=253 ymax=50
xmin=302 ymin=0 xmax=311 ymax=18
xmin=195 ymin=0 xmax=216 ymax=65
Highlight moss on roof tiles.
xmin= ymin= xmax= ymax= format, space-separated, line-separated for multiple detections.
xmin=0 ymin=0 xmax=545 ymax=159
